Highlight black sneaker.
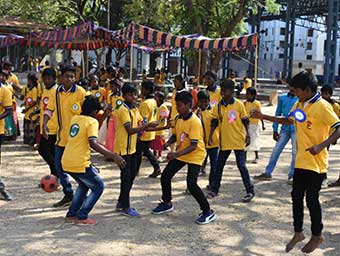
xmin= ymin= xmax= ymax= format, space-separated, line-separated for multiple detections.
xmin=254 ymin=173 xmax=272 ymax=181
xmin=53 ymin=195 xmax=73 ymax=207
xmin=243 ymin=193 xmax=255 ymax=203
xmin=149 ymin=169 xmax=161 ymax=178
xmin=152 ymin=202 xmax=174 ymax=215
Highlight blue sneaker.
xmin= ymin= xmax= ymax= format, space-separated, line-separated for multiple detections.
xmin=120 ymin=208 xmax=141 ymax=217
xmin=152 ymin=202 xmax=174 ymax=215
xmin=195 ymin=210 xmax=216 ymax=225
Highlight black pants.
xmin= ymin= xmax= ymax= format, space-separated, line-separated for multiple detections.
xmin=292 ymin=169 xmax=326 ymax=236
xmin=136 ymin=139 xmax=160 ymax=174
xmin=161 ymin=159 xmax=210 ymax=213
xmin=118 ymin=153 xmax=137 ymax=209
xmin=38 ymin=135 xmax=58 ymax=177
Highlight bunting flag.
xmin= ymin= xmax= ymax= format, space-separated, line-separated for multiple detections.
xmin=133 ymin=23 xmax=257 ymax=51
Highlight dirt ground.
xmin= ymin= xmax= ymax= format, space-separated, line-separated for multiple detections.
xmin=1 ymin=105 xmax=340 ymax=256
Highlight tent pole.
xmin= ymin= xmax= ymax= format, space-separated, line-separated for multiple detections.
xmin=254 ymin=45 xmax=258 ymax=89
xmin=198 ymin=49 xmax=202 ymax=84
xmin=130 ymin=24 xmax=135 ymax=82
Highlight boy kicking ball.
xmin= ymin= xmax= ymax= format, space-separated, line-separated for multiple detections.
xmin=152 ymin=91 xmax=216 ymax=225
xmin=251 ymin=71 xmax=340 ymax=253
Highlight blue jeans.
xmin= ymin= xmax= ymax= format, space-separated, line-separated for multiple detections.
xmin=264 ymin=130 xmax=296 ymax=178
xmin=55 ymin=146 xmax=73 ymax=197
xmin=206 ymin=147 xmax=219 ymax=188
xmin=66 ymin=166 xmax=104 ymax=220
xmin=211 ymin=150 xmax=254 ymax=195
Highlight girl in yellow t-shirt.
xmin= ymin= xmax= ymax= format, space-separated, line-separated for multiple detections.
xmin=22 ymin=73 xmax=39 ymax=146
xmin=150 ymin=91 xmax=169 ymax=161
xmin=244 ymin=87 xmax=265 ymax=163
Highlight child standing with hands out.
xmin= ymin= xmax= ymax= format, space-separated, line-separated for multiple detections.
xmin=206 ymin=79 xmax=255 ymax=202
xmin=244 ymin=87 xmax=265 ymax=163
xmin=251 ymin=71 xmax=340 ymax=253
xmin=152 ymin=91 xmax=216 ymax=225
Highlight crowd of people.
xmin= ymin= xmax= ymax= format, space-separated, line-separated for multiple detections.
xmin=1 ymin=61 xmax=340 ymax=253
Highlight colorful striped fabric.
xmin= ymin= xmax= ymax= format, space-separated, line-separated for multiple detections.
xmin=0 ymin=34 xmax=23 ymax=48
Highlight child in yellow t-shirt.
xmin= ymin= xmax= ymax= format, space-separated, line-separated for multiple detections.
xmin=150 ymin=91 xmax=169 ymax=161
xmin=89 ymin=75 xmax=106 ymax=105
xmin=244 ymin=87 xmax=265 ymax=163
xmin=196 ymin=90 xmax=219 ymax=187
xmin=252 ymin=71 xmax=340 ymax=253
xmin=22 ymin=73 xmax=39 ymax=146
xmin=62 ymin=95 xmax=125 ymax=225
xmin=207 ymin=79 xmax=255 ymax=202
xmin=115 ymin=83 xmax=159 ymax=217
xmin=151 ymin=91 xmax=216 ymax=225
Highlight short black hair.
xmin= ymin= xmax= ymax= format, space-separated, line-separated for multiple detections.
xmin=321 ymin=85 xmax=333 ymax=96
xmin=42 ymin=68 xmax=56 ymax=79
xmin=2 ymin=61 xmax=12 ymax=69
xmin=78 ymin=77 xmax=89 ymax=88
xmin=155 ymin=91 xmax=165 ymax=101
xmin=122 ymin=82 xmax=137 ymax=95
xmin=204 ymin=71 xmax=217 ymax=81
xmin=81 ymin=95 xmax=101 ymax=115
xmin=109 ymin=79 xmax=121 ymax=87
xmin=198 ymin=90 xmax=210 ymax=101
xmin=89 ymin=74 xmax=99 ymax=81
xmin=27 ymin=72 xmax=38 ymax=87
xmin=175 ymin=91 xmax=192 ymax=106
xmin=290 ymin=71 xmax=318 ymax=93
xmin=220 ymin=78 xmax=235 ymax=91
xmin=141 ymin=80 xmax=154 ymax=92
xmin=246 ymin=87 xmax=257 ymax=96
xmin=61 ymin=65 xmax=76 ymax=75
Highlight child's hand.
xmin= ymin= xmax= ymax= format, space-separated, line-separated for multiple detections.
xmin=332 ymin=140 xmax=338 ymax=145
xmin=167 ymin=152 xmax=177 ymax=161
xmin=42 ymin=124 xmax=49 ymax=140
xmin=245 ymin=134 xmax=250 ymax=146
xmin=148 ymin=120 xmax=160 ymax=127
xmin=250 ymin=109 xmax=262 ymax=119
xmin=306 ymin=145 xmax=322 ymax=155
xmin=113 ymin=154 xmax=126 ymax=169
xmin=262 ymin=125 xmax=266 ymax=131
xmin=208 ymin=137 xmax=213 ymax=146
xmin=29 ymin=113 xmax=34 ymax=120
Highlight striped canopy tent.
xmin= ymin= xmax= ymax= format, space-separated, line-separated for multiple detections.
xmin=0 ymin=34 xmax=23 ymax=48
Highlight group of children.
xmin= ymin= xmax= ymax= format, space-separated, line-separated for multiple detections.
xmin=2 ymin=63 xmax=340 ymax=252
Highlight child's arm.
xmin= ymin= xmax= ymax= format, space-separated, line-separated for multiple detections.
xmin=167 ymin=141 xmax=198 ymax=161
xmin=208 ymin=119 xmax=218 ymax=146
xmin=251 ymin=109 xmax=293 ymax=126
xmin=29 ymin=108 xmax=41 ymax=120
xmin=42 ymin=112 xmax=52 ymax=139
xmin=242 ymin=118 xmax=251 ymax=146
xmin=164 ymin=134 xmax=176 ymax=148
xmin=89 ymin=139 xmax=126 ymax=168
xmin=124 ymin=120 xmax=160 ymax=135
xmin=261 ymin=119 xmax=265 ymax=130
xmin=0 ymin=107 xmax=12 ymax=120
xmin=307 ymin=127 xmax=340 ymax=155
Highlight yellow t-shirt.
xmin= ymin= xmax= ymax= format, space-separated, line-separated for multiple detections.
xmin=24 ymin=87 xmax=39 ymax=121
xmin=0 ymin=85 xmax=13 ymax=135
xmin=115 ymin=103 xmax=140 ymax=155
xmin=289 ymin=95 xmax=340 ymax=173
xmin=107 ymin=94 xmax=124 ymax=117
xmin=173 ymin=113 xmax=206 ymax=165
xmin=244 ymin=100 xmax=261 ymax=125
xmin=331 ymin=101 xmax=340 ymax=117
xmin=155 ymin=103 xmax=169 ymax=136
xmin=139 ymin=97 xmax=158 ymax=141
xmin=244 ymin=78 xmax=252 ymax=90
xmin=208 ymin=87 xmax=222 ymax=107
xmin=5 ymin=84 xmax=16 ymax=103
xmin=7 ymin=74 xmax=20 ymax=89
xmin=90 ymin=87 xmax=106 ymax=103
xmin=40 ymin=85 xmax=58 ymax=135
xmin=47 ymin=84 xmax=86 ymax=147
xmin=170 ymin=89 xmax=187 ymax=121
xmin=196 ymin=108 xmax=219 ymax=149
xmin=61 ymin=115 xmax=99 ymax=173
xmin=211 ymin=98 xmax=248 ymax=150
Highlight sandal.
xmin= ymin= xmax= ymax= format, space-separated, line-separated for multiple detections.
xmin=328 ymin=179 xmax=340 ymax=187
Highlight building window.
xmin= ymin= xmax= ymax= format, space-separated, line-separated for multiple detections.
xmin=307 ymin=29 xmax=314 ymax=37
xmin=307 ymin=42 xmax=312 ymax=50
xmin=280 ymin=28 xmax=286 ymax=36
xmin=279 ymin=41 xmax=285 ymax=48
xmin=279 ymin=53 xmax=284 ymax=59
xmin=307 ymin=55 xmax=312 ymax=60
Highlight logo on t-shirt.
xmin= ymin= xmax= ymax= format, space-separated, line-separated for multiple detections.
xmin=116 ymin=99 xmax=123 ymax=109
xmin=95 ymin=92 xmax=101 ymax=98
xmin=27 ymin=97 xmax=33 ymax=105
xmin=69 ymin=124 xmax=80 ymax=137
xmin=71 ymin=103 xmax=80 ymax=113
xmin=227 ymin=110 xmax=237 ymax=123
